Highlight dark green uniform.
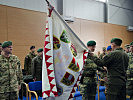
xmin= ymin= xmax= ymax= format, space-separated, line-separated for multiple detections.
xmin=24 ymin=52 xmax=37 ymax=75
xmin=0 ymin=55 xmax=23 ymax=100
xmin=127 ymin=52 xmax=133 ymax=100
xmin=31 ymin=55 xmax=42 ymax=81
xmin=80 ymin=54 xmax=98 ymax=100
xmin=90 ymin=48 xmax=129 ymax=100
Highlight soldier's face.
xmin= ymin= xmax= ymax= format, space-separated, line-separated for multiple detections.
xmin=130 ymin=45 xmax=133 ymax=52
xmin=87 ymin=45 xmax=96 ymax=52
xmin=31 ymin=48 xmax=35 ymax=53
xmin=3 ymin=46 xmax=13 ymax=54
xmin=38 ymin=51 xmax=43 ymax=56
xmin=111 ymin=43 xmax=116 ymax=51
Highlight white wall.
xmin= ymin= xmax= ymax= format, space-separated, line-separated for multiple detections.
xmin=0 ymin=0 xmax=57 ymax=12
xmin=0 ymin=0 xmax=133 ymax=26
xmin=108 ymin=0 xmax=133 ymax=26
xmin=63 ymin=0 xmax=133 ymax=26
xmin=63 ymin=0 xmax=104 ymax=22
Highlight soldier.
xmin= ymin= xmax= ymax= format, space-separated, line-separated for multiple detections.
xmin=31 ymin=48 xmax=43 ymax=81
xmin=126 ymin=41 xmax=133 ymax=100
xmin=99 ymin=47 xmax=106 ymax=59
xmin=24 ymin=46 xmax=37 ymax=75
xmin=0 ymin=43 xmax=2 ymax=55
xmin=0 ymin=41 xmax=23 ymax=100
xmin=90 ymin=38 xmax=129 ymax=100
xmin=80 ymin=40 xmax=99 ymax=100
xmin=124 ymin=44 xmax=130 ymax=53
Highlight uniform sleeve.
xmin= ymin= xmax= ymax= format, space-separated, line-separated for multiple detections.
xmin=31 ymin=58 xmax=36 ymax=78
xmin=16 ymin=57 xmax=23 ymax=85
xmin=24 ymin=55 xmax=29 ymax=73
xmin=90 ymin=52 xmax=114 ymax=68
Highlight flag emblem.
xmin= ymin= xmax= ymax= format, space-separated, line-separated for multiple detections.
xmin=60 ymin=30 xmax=70 ymax=43
xmin=61 ymin=72 xmax=75 ymax=86
xmin=53 ymin=35 xmax=61 ymax=50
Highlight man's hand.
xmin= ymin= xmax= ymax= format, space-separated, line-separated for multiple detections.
xmin=33 ymin=78 xmax=36 ymax=82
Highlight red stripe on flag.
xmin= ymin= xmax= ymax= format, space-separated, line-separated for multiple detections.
xmin=47 ymin=69 xmax=53 ymax=75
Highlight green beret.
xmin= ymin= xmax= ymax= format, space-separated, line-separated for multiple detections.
xmin=111 ymin=38 xmax=122 ymax=46
xmin=124 ymin=44 xmax=130 ymax=48
xmin=130 ymin=41 xmax=133 ymax=46
xmin=37 ymin=48 xmax=43 ymax=52
xmin=2 ymin=41 xmax=12 ymax=48
xmin=87 ymin=40 xmax=96 ymax=46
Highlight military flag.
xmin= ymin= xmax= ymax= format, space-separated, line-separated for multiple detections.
xmin=42 ymin=1 xmax=88 ymax=99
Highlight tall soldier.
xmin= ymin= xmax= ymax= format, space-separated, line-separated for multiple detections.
xmin=0 ymin=41 xmax=23 ymax=100
xmin=24 ymin=46 xmax=37 ymax=75
xmin=31 ymin=48 xmax=43 ymax=81
xmin=80 ymin=40 xmax=99 ymax=100
xmin=0 ymin=43 xmax=2 ymax=55
xmin=90 ymin=38 xmax=129 ymax=100
xmin=127 ymin=41 xmax=133 ymax=100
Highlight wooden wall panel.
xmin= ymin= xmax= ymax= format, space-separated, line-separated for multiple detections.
xmin=0 ymin=5 xmax=46 ymax=69
xmin=0 ymin=5 xmax=7 ymax=42
xmin=7 ymin=6 xmax=46 ymax=46
xmin=80 ymin=19 xmax=105 ymax=53
xmin=0 ymin=5 xmax=133 ymax=68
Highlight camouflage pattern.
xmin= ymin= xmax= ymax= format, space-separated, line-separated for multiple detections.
xmin=24 ymin=52 xmax=37 ymax=75
xmin=0 ymin=91 xmax=18 ymax=100
xmin=0 ymin=55 xmax=23 ymax=99
xmin=99 ymin=52 xmax=106 ymax=59
xmin=126 ymin=52 xmax=133 ymax=99
xmin=31 ymin=55 xmax=42 ymax=81
xmin=80 ymin=54 xmax=98 ymax=100
xmin=90 ymin=48 xmax=129 ymax=100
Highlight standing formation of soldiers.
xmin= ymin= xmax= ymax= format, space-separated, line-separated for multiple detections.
xmin=80 ymin=38 xmax=133 ymax=100
xmin=0 ymin=38 xmax=132 ymax=100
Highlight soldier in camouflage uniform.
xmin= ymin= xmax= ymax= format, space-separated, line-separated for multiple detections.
xmin=80 ymin=40 xmax=100 ymax=100
xmin=126 ymin=41 xmax=133 ymax=100
xmin=0 ymin=43 xmax=2 ymax=55
xmin=99 ymin=47 xmax=107 ymax=59
xmin=0 ymin=41 xmax=23 ymax=100
xmin=124 ymin=44 xmax=130 ymax=53
xmin=90 ymin=38 xmax=129 ymax=100
xmin=24 ymin=46 xmax=37 ymax=75
xmin=31 ymin=48 xmax=43 ymax=81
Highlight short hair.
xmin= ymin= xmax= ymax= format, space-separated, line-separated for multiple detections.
xmin=30 ymin=46 xmax=35 ymax=50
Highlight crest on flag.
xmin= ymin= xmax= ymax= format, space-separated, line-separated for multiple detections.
xmin=60 ymin=30 xmax=70 ymax=43
xmin=42 ymin=1 xmax=88 ymax=99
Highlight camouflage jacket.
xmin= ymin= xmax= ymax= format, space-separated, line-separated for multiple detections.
xmin=90 ymin=48 xmax=129 ymax=85
xmin=24 ymin=52 xmax=37 ymax=75
xmin=0 ymin=55 xmax=23 ymax=93
xmin=31 ymin=56 xmax=42 ymax=81
xmin=99 ymin=52 xmax=107 ymax=59
xmin=82 ymin=54 xmax=98 ymax=83
xmin=127 ymin=52 xmax=133 ymax=81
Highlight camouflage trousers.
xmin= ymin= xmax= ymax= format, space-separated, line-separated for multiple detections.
xmin=80 ymin=79 xmax=96 ymax=100
xmin=107 ymin=84 xmax=126 ymax=100
xmin=0 ymin=91 xmax=18 ymax=100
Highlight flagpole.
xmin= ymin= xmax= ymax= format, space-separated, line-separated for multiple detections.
xmin=45 ymin=0 xmax=87 ymax=50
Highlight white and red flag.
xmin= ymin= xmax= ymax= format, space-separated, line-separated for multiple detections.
xmin=42 ymin=2 xmax=88 ymax=100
